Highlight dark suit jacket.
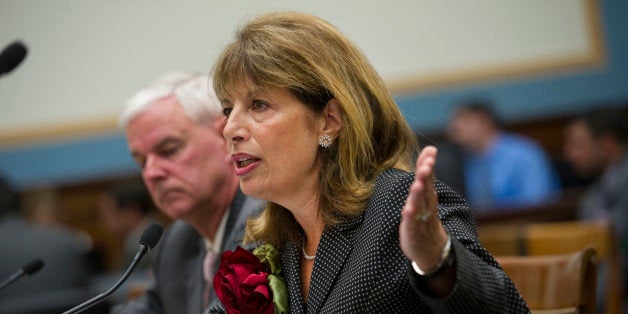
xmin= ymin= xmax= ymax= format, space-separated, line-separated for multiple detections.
xmin=279 ymin=169 xmax=529 ymax=313
xmin=0 ymin=217 xmax=92 ymax=314
xmin=113 ymin=190 xmax=265 ymax=314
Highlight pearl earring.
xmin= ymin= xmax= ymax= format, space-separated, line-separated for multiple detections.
xmin=319 ymin=135 xmax=333 ymax=148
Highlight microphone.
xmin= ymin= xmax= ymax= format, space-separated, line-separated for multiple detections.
xmin=0 ymin=258 xmax=44 ymax=293
xmin=0 ymin=40 xmax=28 ymax=77
xmin=62 ymin=222 xmax=163 ymax=314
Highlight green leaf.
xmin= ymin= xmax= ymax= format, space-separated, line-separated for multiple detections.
xmin=268 ymin=274 xmax=288 ymax=314
xmin=253 ymin=243 xmax=282 ymax=275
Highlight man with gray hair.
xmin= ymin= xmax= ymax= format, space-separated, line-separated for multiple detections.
xmin=113 ymin=72 xmax=264 ymax=313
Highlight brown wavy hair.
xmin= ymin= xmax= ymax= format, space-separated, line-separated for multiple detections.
xmin=212 ymin=11 xmax=418 ymax=249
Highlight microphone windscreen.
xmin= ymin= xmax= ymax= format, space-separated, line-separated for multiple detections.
xmin=0 ymin=41 xmax=28 ymax=75
xmin=139 ymin=222 xmax=163 ymax=249
xmin=22 ymin=258 xmax=44 ymax=275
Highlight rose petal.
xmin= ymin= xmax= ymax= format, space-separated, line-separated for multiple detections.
xmin=241 ymin=273 xmax=273 ymax=314
xmin=214 ymin=247 xmax=273 ymax=314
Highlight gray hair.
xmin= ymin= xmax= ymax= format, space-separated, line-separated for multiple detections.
xmin=119 ymin=71 xmax=221 ymax=128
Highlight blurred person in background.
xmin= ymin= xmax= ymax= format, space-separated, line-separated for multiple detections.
xmin=446 ymin=99 xmax=560 ymax=212
xmin=22 ymin=188 xmax=64 ymax=228
xmin=0 ymin=174 xmax=93 ymax=313
xmin=112 ymin=72 xmax=265 ymax=313
xmin=563 ymin=105 xmax=628 ymax=307
xmin=98 ymin=180 xmax=156 ymax=271
xmin=93 ymin=180 xmax=159 ymax=307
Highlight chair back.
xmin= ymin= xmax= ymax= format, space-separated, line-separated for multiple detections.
xmin=478 ymin=223 xmax=526 ymax=256
xmin=497 ymin=247 xmax=597 ymax=314
xmin=480 ymin=220 xmax=623 ymax=314
xmin=525 ymin=220 xmax=613 ymax=257
xmin=524 ymin=220 xmax=622 ymax=314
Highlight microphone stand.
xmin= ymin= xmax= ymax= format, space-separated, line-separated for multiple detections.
xmin=62 ymin=245 xmax=149 ymax=314
xmin=0 ymin=258 xmax=44 ymax=293
xmin=0 ymin=269 xmax=26 ymax=292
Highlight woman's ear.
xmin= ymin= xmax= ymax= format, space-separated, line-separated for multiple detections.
xmin=321 ymin=98 xmax=343 ymax=137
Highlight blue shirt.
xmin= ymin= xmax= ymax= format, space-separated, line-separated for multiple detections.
xmin=463 ymin=132 xmax=560 ymax=211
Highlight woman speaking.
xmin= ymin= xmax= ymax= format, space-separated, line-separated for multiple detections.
xmin=211 ymin=11 xmax=528 ymax=313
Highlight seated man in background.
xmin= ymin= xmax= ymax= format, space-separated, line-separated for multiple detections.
xmin=446 ymin=99 xmax=560 ymax=211
xmin=563 ymin=104 xmax=628 ymax=305
xmin=98 ymin=180 xmax=156 ymax=271
xmin=0 ymin=174 xmax=93 ymax=313
xmin=112 ymin=72 xmax=265 ymax=313
xmin=92 ymin=180 xmax=160 ymax=307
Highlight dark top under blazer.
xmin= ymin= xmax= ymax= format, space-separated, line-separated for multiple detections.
xmin=279 ymin=169 xmax=529 ymax=313
xmin=113 ymin=189 xmax=265 ymax=314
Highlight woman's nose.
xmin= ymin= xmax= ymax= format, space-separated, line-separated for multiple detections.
xmin=223 ymin=107 xmax=246 ymax=143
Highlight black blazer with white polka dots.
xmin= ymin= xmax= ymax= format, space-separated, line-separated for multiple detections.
xmin=280 ymin=169 xmax=529 ymax=313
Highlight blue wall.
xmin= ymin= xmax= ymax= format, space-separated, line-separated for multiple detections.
xmin=0 ymin=133 xmax=139 ymax=190
xmin=1 ymin=0 xmax=627 ymax=190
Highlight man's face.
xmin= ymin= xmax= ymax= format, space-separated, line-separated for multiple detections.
xmin=126 ymin=96 xmax=232 ymax=220
xmin=447 ymin=109 xmax=487 ymax=150
xmin=563 ymin=120 xmax=604 ymax=177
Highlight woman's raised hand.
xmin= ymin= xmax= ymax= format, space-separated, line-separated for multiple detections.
xmin=399 ymin=146 xmax=449 ymax=272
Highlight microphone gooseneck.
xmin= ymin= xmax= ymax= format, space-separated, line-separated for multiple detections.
xmin=62 ymin=223 xmax=163 ymax=314
xmin=0 ymin=258 xmax=45 ymax=293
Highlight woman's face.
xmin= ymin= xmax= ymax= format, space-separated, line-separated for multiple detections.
xmin=221 ymin=83 xmax=324 ymax=209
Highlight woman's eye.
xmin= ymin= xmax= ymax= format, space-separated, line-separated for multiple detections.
xmin=222 ymin=107 xmax=233 ymax=117
xmin=252 ymin=100 xmax=267 ymax=111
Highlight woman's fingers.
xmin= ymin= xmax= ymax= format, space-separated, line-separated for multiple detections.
xmin=400 ymin=146 xmax=448 ymax=267
xmin=407 ymin=146 xmax=437 ymax=220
